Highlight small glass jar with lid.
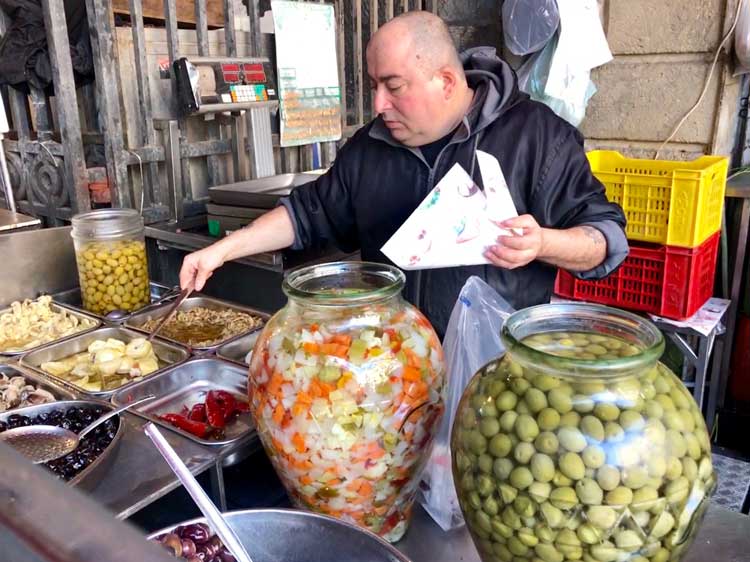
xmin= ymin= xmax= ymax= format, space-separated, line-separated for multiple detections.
xmin=71 ymin=208 xmax=150 ymax=316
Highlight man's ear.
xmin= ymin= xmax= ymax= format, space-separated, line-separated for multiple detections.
xmin=438 ymin=66 xmax=460 ymax=99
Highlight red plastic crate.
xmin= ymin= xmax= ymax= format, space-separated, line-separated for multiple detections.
xmin=555 ymin=231 xmax=720 ymax=320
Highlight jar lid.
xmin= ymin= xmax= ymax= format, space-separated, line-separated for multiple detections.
xmin=70 ymin=208 xmax=144 ymax=240
xmin=283 ymin=261 xmax=405 ymax=306
xmin=501 ymin=303 xmax=665 ymax=379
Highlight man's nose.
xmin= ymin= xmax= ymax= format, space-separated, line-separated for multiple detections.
xmin=373 ymin=86 xmax=392 ymax=115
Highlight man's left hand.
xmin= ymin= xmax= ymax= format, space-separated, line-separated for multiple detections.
xmin=484 ymin=214 xmax=545 ymax=269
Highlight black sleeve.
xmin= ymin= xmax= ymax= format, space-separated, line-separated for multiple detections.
xmin=278 ymin=136 xmax=360 ymax=253
xmin=530 ymin=128 xmax=629 ymax=280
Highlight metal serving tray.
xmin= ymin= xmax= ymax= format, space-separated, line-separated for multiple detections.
xmin=0 ymin=399 xmax=124 ymax=490
xmin=124 ymin=295 xmax=269 ymax=352
xmin=0 ymin=363 xmax=76 ymax=412
xmin=110 ymin=357 xmax=253 ymax=446
xmin=0 ymin=301 xmax=101 ymax=357
xmin=207 ymin=171 xmax=324 ymax=208
xmin=19 ymin=326 xmax=190 ymax=398
xmin=215 ymin=330 xmax=261 ymax=366
xmin=52 ymin=282 xmax=179 ymax=323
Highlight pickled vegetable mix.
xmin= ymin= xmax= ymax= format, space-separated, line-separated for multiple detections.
xmin=248 ymin=262 xmax=445 ymax=542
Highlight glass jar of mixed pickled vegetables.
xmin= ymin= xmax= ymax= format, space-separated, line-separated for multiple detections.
xmin=452 ymin=303 xmax=715 ymax=562
xmin=248 ymin=262 xmax=446 ymax=542
xmin=71 ymin=208 xmax=150 ymax=316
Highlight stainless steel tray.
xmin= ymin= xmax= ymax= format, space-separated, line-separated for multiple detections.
xmin=19 ymin=326 xmax=190 ymax=398
xmin=0 ymin=301 xmax=101 ymax=357
xmin=110 ymin=357 xmax=253 ymax=446
xmin=207 ymin=172 xmax=324 ymax=208
xmin=215 ymin=330 xmax=261 ymax=366
xmin=0 ymin=399 xmax=124 ymax=490
xmin=124 ymin=295 xmax=269 ymax=352
xmin=147 ymin=509 xmax=411 ymax=562
xmin=52 ymin=282 xmax=179 ymax=323
xmin=0 ymin=363 xmax=76 ymax=411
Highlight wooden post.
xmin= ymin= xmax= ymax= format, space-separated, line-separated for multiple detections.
xmin=28 ymin=88 xmax=52 ymax=140
xmin=195 ymin=0 xmax=210 ymax=55
xmin=336 ymin=0 xmax=347 ymax=127
xmin=224 ymin=0 xmax=238 ymax=57
xmin=40 ymin=0 xmax=90 ymax=213
xmin=386 ymin=0 xmax=394 ymax=21
xmin=354 ymin=0 xmax=363 ymax=126
xmin=85 ymin=0 xmax=132 ymax=208
xmin=129 ymin=0 xmax=167 ymax=215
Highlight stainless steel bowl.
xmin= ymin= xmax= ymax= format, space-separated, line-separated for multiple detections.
xmin=0 ymin=399 xmax=124 ymax=490
xmin=147 ymin=508 xmax=411 ymax=562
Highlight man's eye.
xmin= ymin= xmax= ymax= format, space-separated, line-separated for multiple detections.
xmin=388 ymin=84 xmax=403 ymax=93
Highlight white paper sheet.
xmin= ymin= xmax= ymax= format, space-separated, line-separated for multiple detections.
xmin=381 ymin=151 xmax=519 ymax=270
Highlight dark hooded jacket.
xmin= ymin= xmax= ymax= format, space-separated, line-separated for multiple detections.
xmin=281 ymin=47 xmax=628 ymax=337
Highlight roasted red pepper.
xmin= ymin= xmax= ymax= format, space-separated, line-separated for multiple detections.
xmin=205 ymin=391 xmax=227 ymax=429
xmin=160 ymin=413 xmax=211 ymax=438
xmin=209 ymin=390 xmax=239 ymax=423
xmin=189 ymin=403 xmax=207 ymax=422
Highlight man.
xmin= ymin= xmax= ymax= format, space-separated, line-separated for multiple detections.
xmin=180 ymin=11 xmax=628 ymax=337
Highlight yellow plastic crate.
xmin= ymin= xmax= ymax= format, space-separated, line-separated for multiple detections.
xmin=587 ymin=150 xmax=728 ymax=248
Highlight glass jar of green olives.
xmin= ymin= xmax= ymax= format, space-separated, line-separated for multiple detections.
xmin=71 ymin=208 xmax=150 ymax=316
xmin=452 ymin=303 xmax=715 ymax=562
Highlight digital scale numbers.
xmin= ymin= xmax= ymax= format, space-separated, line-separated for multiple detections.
xmin=219 ymin=63 xmax=270 ymax=103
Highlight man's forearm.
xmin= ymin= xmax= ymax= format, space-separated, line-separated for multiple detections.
xmin=212 ymin=206 xmax=296 ymax=262
xmin=538 ymin=225 xmax=607 ymax=271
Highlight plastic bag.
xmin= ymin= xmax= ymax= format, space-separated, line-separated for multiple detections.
xmin=502 ymin=0 xmax=560 ymax=56
xmin=516 ymin=34 xmax=597 ymax=127
xmin=419 ymin=276 xmax=514 ymax=531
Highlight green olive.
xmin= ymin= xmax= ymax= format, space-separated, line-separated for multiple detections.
xmin=548 ymin=388 xmax=573 ymax=414
xmin=575 ymin=478 xmax=603 ymax=505
xmin=594 ymin=402 xmax=620 ymax=422
xmin=514 ymin=442 xmax=536 ymax=464
xmin=582 ymin=445 xmax=606 ymax=469
xmin=534 ymin=432 xmax=559 ymax=455
xmin=531 ymin=453 xmax=556 ymax=483
xmin=494 ymin=458 xmax=514 ymax=481
xmin=479 ymin=417 xmax=501 ymax=437
xmin=549 ymin=486 xmax=577 ymax=510
xmin=509 ymin=467 xmax=534 ymax=490
xmin=540 ymin=501 xmax=564 ymax=528
xmin=573 ymin=394 xmax=595 ymax=414
xmin=496 ymin=390 xmax=519 ymax=411
xmin=499 ymin=483 xmax=518 ymax=504
xmin=586 ymin=506 xmax=617 ymax=529
xmin=528 ymin=481 xmax=552 ymax=503
xmin=559 ymin=452 xmax=586 ymax=480
xmin=537 ymin=407 xmax=561 ymax=431
xmin=614 ymin=529 xmax=643 ymax=552
xmin=515 ymin=414 xmax=540 ymax=442
xmin=499 ymin=410 xmax=519 ymax=433
xmin=604 ymin=486 xmax=633 ymax=506
xmin=581 ymin=415 xmax=605 ymax=442
xmin=489 ymin=434 xmax=513 ymax=458
xmin=558 ymin=427 xmax=587 ymax=453
xmin=525 ymin=388 xmax=548 ymax=413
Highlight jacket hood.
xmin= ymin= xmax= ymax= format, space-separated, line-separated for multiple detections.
xmin=461 ymin=46 xmax=526 ymax=131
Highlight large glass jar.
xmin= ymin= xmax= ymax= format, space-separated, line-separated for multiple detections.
xmin=452 ymin=303 xmax=715 ymax=562
xmin=71 ymin=208 xmax=150 ymax=316
xmin=248 ymin=262 xmax=446 ymax=542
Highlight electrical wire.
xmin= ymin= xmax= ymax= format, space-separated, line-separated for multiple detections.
xmin=654 ymin=0 xmax=745 ymax=159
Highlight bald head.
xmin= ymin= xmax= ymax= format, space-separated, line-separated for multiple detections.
xmin=365 ymin=11 xmax=473 ymax=146
xmin=370 ymin=11 xmax=464 ymax=79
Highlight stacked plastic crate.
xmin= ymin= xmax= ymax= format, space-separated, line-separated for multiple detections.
xmin=555 ymin=151 xmax=729 ymax=320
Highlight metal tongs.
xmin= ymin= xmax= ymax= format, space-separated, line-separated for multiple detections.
xmin=146 ymin=287 xmax=192 ymax=342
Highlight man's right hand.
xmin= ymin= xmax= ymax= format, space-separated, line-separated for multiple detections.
xmin=179 ymin=245 xmax=228 ymax=292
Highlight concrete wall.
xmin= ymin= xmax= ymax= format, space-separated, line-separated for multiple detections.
xmin=438 ymin=0 xmax=742 ymax=161
xmin=583 ymin=0 xmax=741 ymax=160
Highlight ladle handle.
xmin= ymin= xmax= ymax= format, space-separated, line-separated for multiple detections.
xmin=78 ymin=395 xmax=155 ymax=440
xmin=144 ymin=423 xmax=254 ymax=562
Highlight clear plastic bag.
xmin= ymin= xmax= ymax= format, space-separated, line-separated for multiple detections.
xmin=419 ymin=276 xmax=514 ymax=530
xmin=502 ymin=0 xmax=560 ymax=56
xmin=516 ymin=34 xmax=597 ymax=127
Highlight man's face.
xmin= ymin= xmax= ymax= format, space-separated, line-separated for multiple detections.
xmin=366 ymin=33 xmax=450 ymax=147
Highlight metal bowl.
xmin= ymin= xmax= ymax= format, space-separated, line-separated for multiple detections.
xmin=0 ymin=399 xmax=124 ymax=490
xmin=148 ymin=508 xmax=411 ymax=562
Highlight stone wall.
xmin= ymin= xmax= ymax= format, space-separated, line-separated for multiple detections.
xmin=437 ymin=0 xmax=742 ymax=160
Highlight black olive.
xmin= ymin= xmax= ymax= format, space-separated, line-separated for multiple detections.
xmin=0 ymin=421 xmax=7 ymax=432
xmin=182 ymin=523 xmax=211 ymax=545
